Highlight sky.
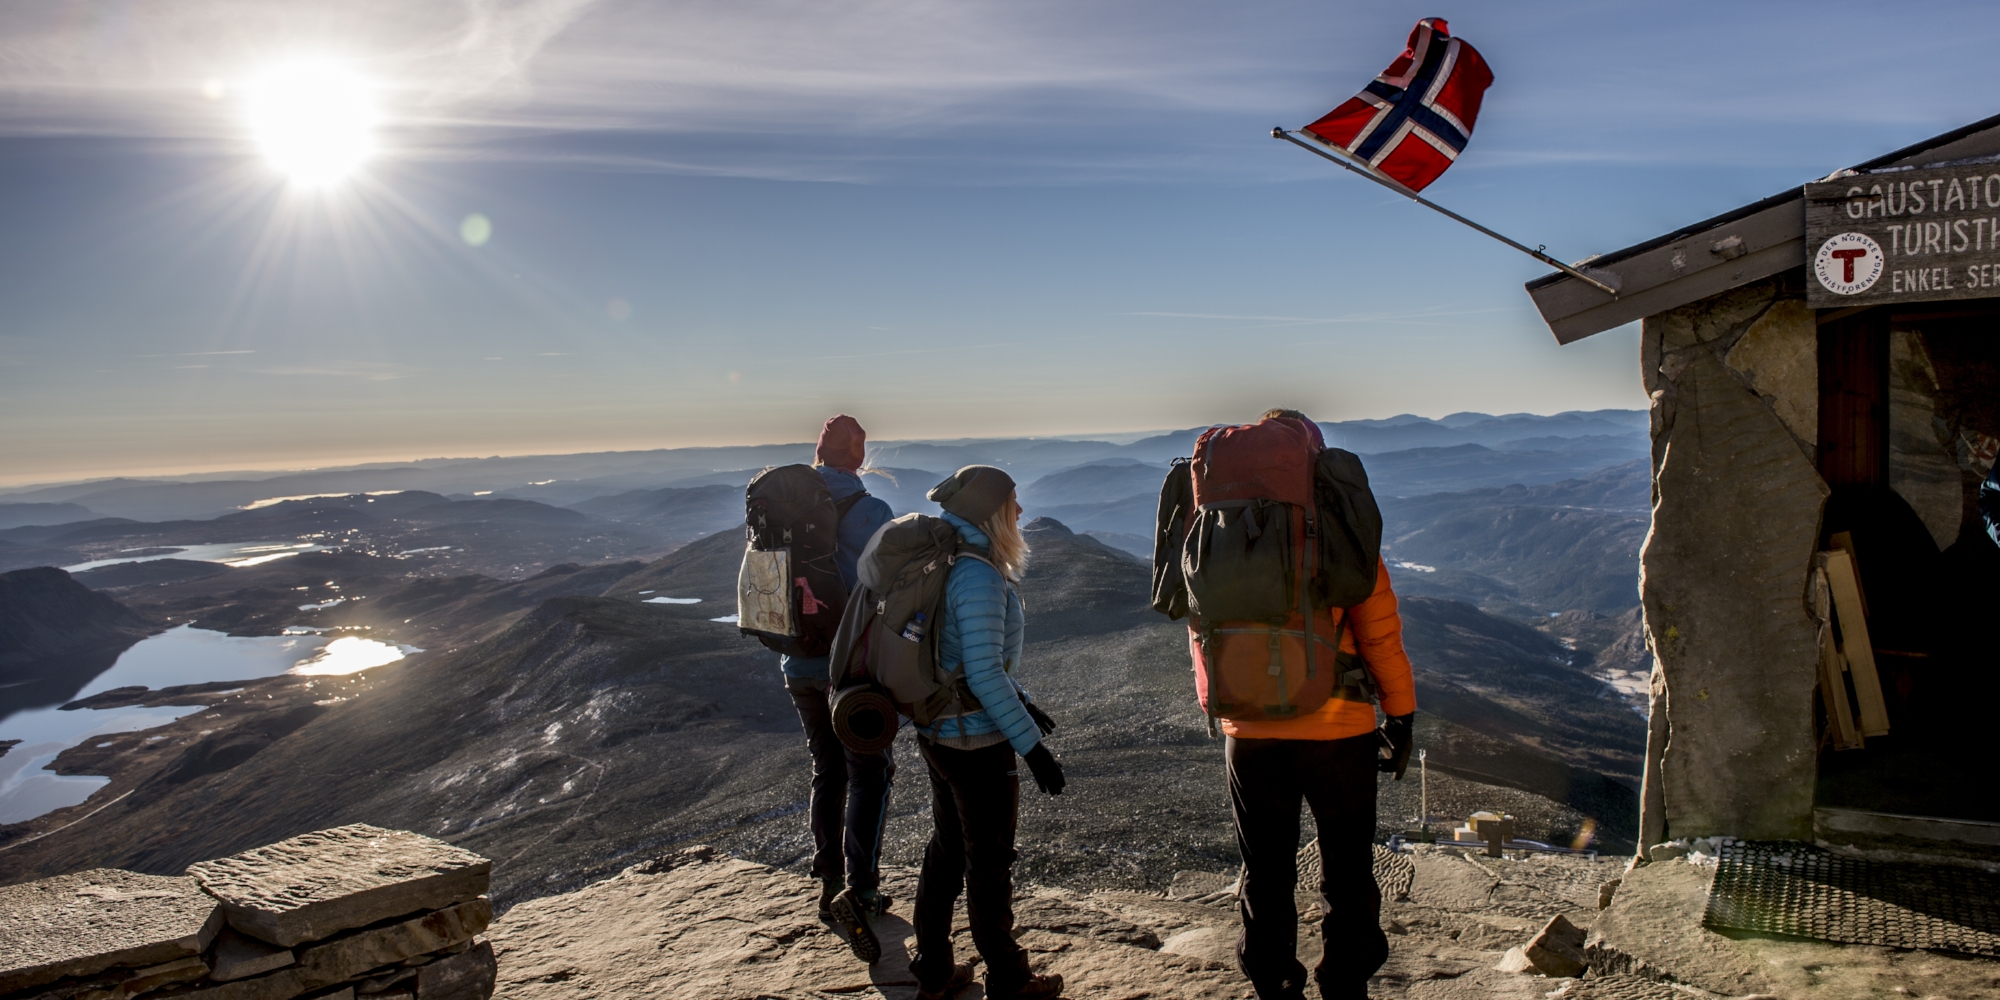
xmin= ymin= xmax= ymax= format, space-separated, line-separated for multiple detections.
xmin=3 ymin=0 xmax=1998 ymax=486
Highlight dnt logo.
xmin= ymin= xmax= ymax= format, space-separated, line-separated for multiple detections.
xmin=1814 ymin=232 xmax=1884 ymax=295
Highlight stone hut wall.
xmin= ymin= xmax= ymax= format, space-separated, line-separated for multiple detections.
xmin=1638 ymin=273 xmax=1827 ymax=847
xmin=1636 ymin=272 xmax=2000 ymax=850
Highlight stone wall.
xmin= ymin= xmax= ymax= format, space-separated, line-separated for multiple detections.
xmin=1638 ymin=274 xmax=1829 ymax=846
xmin=1 ymin=824 xmax=495 ymax=1000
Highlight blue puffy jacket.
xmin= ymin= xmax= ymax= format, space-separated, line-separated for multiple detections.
xmin=780 ymin=466 xmax=894 ymax=684
xmin=917 ymin=512 xmax=1042 ymax=756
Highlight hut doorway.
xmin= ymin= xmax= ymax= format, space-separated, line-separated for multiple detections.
xmin=1812 ymin=304 xmax=2000 ymax=850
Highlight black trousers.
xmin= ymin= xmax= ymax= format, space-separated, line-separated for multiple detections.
xmin=1227 ymin=733 xmax=1388 ymax=1000
xmin=790 ymin=687 xmax=895 ymax=890
xmin=910 ymin=737 xmax=1033 ymax=993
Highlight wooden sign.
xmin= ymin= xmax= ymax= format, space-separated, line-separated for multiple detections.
xmin=1804 ymin=162 xmax=2000 ymax=307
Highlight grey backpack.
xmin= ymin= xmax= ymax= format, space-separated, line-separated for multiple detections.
xmin=827 ymin=513 xmax=994 ymax=726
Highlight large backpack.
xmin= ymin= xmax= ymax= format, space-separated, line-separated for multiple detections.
xmin=1150 ymin=419 xmax=1385 ymax=729
xmin=737 ymin=465 xmax=868 ymax=658
xmin=827 ymin=513 xmax=997 ymax=726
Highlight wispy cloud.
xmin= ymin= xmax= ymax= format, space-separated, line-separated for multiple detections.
xmin=135 ymin=349 xmax=256 ymax=357
xmin=254 ymin=361 xmax=416 ymax=380
xmin=1128 ymin=306 xmax=1508 ymax=329
xmin=0 ymin=0 xmax=1993 ymax=184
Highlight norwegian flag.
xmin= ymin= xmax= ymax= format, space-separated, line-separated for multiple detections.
xmin=1303 ymin=18 xmax=1493 ymax=193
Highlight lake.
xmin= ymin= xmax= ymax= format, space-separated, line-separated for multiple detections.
xmin=0 ymin=624 xmax=417 ymax=824
xmin=61 ymin=541 xmax=330 ymax=574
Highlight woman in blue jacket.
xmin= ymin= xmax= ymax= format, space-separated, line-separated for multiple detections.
xmin=908 ymin=465 xmax=1065 ymax=1000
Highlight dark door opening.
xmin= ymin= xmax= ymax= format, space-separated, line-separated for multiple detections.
xmin=1813 ymin=305 xmax=2000 ymax=835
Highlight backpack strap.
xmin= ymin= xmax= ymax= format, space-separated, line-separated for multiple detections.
xmin=833 ymin=490 xmax=870 ymax=521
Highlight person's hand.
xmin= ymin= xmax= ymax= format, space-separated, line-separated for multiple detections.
xmin=1377 ymin=713 xmax=1415 ymax=780
xmin=1023 ymin=743 xmax=1066 ymax=796
xmin=1024 ymin=701 xmax=1058 ymax=736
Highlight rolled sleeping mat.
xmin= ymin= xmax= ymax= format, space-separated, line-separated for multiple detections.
xmin=831 ymin=683 xmax=899 ymax=754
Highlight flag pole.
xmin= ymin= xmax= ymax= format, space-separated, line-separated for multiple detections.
xmin=1272 ymin=128 xmax=1619 ymax=297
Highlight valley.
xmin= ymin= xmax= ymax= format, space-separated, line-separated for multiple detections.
xmin=0 ymin=413 xmax=1653 ymax=921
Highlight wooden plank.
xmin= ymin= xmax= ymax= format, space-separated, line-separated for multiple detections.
xmin=1822 ymin=549 xmax=1890 ymax=736
xmin=1827 ymin=531 xmax=1870 ymax=616
xmin=1817 ymin=315 xmax=1890 ymax=490
xmin=1812 ymin=562 xmax=1863 ymax=750
xmin=1529 ymin=200 xmax=1806 ymax=344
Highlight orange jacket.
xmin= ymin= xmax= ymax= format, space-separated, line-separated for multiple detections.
xmin=1219 ymin=557 xmax=1416 ymax=740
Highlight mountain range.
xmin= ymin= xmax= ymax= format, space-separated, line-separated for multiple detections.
xmin=0 ymin=511 xmax=1645 ymax=906
xmin=1 ymin=411 xmax=1644 ymax=521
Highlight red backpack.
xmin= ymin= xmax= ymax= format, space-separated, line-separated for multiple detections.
xmin=1151 ymin=418 xmax=1383 ymax=730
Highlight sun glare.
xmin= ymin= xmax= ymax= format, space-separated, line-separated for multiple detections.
xmin=244 ymin=59 xmax=379 ymax=188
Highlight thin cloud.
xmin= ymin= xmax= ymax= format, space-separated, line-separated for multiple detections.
xmin=135 ymin=349 xmax=257 ymax=357
xmin=254 ymin=361 xmax=417 ymax=380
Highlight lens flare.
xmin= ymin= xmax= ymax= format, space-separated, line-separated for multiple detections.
xmin=460 ymin=213 xmax=493 ymax=246
xmin=244 ymin=58 xmax=378 ymax=188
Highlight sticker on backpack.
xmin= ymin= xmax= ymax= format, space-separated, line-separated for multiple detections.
xmin=739 ymin=548 xmax=794 ymax=636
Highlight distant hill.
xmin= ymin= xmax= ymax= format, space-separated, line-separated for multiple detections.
xmin=0 ymin=502 xmax=100 ymax=531
xmin=0 ymin=568 xmax=158 ymax=719
xmin=71 ymin=558 xmax=231 ymax=591
xmin=1380 ymin=461 xmax=1651 ymax=615
xmin=1020 ymin=462 xmax=1166 ymax=508
xmin=0 ymin=412 xmax=1643 ymax=521
xmin=7 ymin=493 xmax=673 ymax=581
xmin=0 ymin=537 xmax=84 ymax=575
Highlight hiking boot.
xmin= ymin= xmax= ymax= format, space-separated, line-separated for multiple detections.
xmin=827 ymin=886 xmax=882 ymax=964
xmin=914 ymin=961 xmax=976 ymax=1000
xmin=865 ymin=890 xmax=893 ymax=918
xmin=816 ymin=878 xmax=843 ymax=921
xmin=988 ymin=972 xmax=1064 ymax=999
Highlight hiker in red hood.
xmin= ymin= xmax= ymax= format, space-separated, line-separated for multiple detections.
xmin=1155 ymin=407 xmax=1416 ymax=1000
xmin=783 ymin=415 xmax=897 ymax=961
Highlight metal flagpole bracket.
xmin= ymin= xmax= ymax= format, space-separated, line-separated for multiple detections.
xmin=1272 ymin=128 xmax=1619 ymax=298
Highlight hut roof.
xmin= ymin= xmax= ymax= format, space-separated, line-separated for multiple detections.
xmin=1528 ymin=113 xmax=2000 ymax=343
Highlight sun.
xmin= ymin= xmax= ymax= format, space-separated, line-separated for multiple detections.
xmin=244 ymin=58 xmax=379 ymax=188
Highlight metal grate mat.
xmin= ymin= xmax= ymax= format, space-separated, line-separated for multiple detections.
xmin=1704 ymin=840 xmax=2000 ymax=957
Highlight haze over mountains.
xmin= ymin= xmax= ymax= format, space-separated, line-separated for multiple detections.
xmin=0 ymin=410 xmax=1653 ymax=914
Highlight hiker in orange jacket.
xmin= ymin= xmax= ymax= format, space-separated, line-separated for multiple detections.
xmin=1223 ymin=408 xmax=1417 ymax=1000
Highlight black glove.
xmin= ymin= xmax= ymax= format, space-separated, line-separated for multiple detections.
xmin=1377 ymin=713 xmax=1415 ymax=780
xmin=1023 ymin=743 xmax=1066 ymax=796
xmin=1024 ymin=700 xmax=1058 ymax=736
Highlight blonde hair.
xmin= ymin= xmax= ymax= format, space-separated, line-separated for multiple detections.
xmin=981 ymin=493 xmax=1029 ymax=583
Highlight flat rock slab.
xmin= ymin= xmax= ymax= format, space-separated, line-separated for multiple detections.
xmin=0 ymin=868 xmax=222 ymax=993
xmin=486 ymin=850 xmax=1248 ymax=1000
xmin=1590 ymin=858 xmax=2000 ymax=999
xmin=187 ymin=824 xmax=490 ymax=947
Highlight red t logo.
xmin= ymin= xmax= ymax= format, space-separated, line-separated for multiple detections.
xmin=1831 ymin=247 xmax=1868 ymax=282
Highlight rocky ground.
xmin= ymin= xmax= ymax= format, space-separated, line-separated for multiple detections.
xmin=488 ymin=842 xmax=1627 ymax=1000
xmin=487 ymin=843 xmax=2000 ymax=1000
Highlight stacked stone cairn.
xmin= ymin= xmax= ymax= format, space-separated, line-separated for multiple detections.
xmin=0 ymin=825 xmax=496 ymax=1000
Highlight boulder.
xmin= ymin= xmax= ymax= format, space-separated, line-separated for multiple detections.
xmin=415 ymin=940 xmax=496 ymax=1000
xmin=186 ymin=824 xmax=490 ymax=947
xmin=1523 ymin=913 xmax=1587 ymax=978
xmin=0 ymin=868 xmax=221 ymax=994
xmin=207 ymin=927 xmax=294 ymax=982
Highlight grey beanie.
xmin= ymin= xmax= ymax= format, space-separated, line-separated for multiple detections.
xmin=928 ymin=465 xmax=1016 ymax=525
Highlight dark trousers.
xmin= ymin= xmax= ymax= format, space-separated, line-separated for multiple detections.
xmin=910 ymin=737 xmax=1033 ymax=992
xmin=1227 ymin=733 xmax=1388 ymax=1000
xmin=790 ymin=687 xmax=894 ymax=890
